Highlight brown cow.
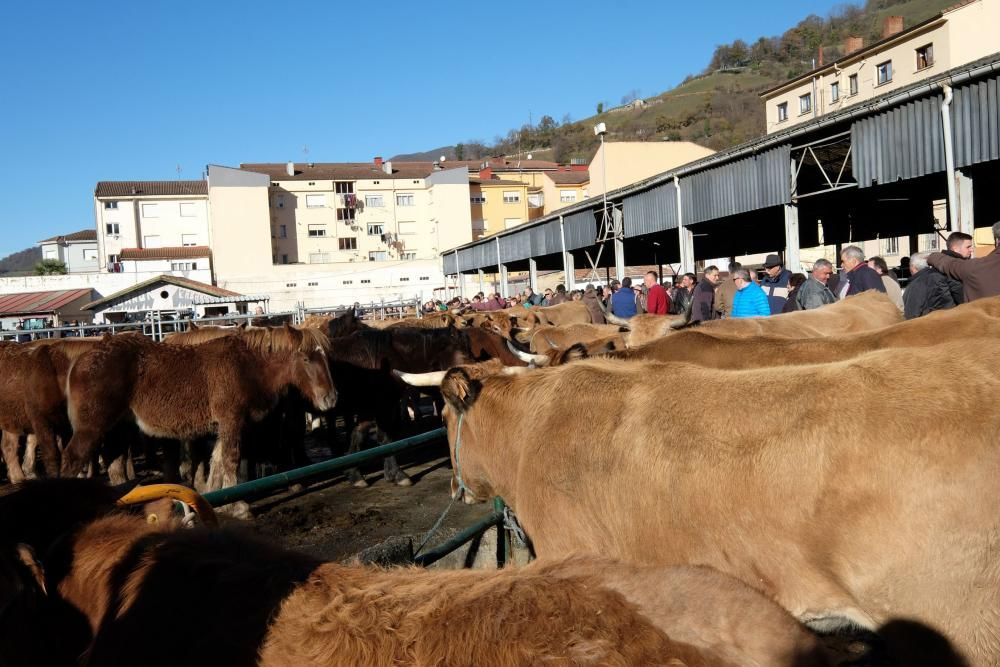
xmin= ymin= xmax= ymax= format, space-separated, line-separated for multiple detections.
xmin=521 ymin=300 xmax=592 ymax=327
xmin=555 ymin=296 xmax=1000 ymax=368
xmin=607 ymin=290 xmax=902 ymax=347
xmin=61 ymin=326 xmax=336 ymax=493
xmin=400 ymin=339 xmax=1000 ymax=667
xmin=4 ymin=479 xmax=830 ymax=667
xmin=517 ymin=322 xmax=624 ymax=352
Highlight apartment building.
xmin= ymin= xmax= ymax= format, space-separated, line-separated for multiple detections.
xmin=241 ymin=159 xmax=471 ymax=267
xmin=37 ymin=229 xmax=98 ymax=272
xmin=469 ymin=169 xmax=546 ymax=239
xmin=93 ymin=180 xmax=210 ymax=275
xmin=761 ymin=0 xmax=1000 ymax=133
xmin=542 ymin=168 xmax=590 ymax=213
xmin=587 ymin=142 xmax=715 ymax=197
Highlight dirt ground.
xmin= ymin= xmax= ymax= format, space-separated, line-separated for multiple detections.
xmin=247 ymin=442 xmax=493 ymax=563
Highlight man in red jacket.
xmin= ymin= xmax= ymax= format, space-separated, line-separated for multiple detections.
xmin=643 ymin=270 xmax=670 ymax=315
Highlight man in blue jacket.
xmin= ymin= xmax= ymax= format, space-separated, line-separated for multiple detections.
xmin=610 ymin=276 xmax=638 ymax=319
xmin=731 ymin=268 xmax=771 ymax=318
xmin=759 ymin=254 xmax=792 ymax=314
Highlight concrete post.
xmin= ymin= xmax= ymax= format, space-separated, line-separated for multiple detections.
xmin=613 ymin=207 xmax=625 ymax=281
xmin=528 ymin=258 xmax=538 ymax=291
xmin=675 ymin=175 xmax=694 ymax=274
xmin=559 ymin=215 xmax=574 ymax=290
xmin=956 ymin=170 xmax=975 ymax=237
xmin=784 ymin=204 xmax=801 ymax=272
xmin=499 ymin=264 xmax=509 ymax=298
xmin=478 ymin=269 xmax=485 ymax=295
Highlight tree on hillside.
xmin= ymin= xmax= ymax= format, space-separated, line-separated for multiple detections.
xmin=596 ymin=102 xmax=604 ymax=114
xmin=454 ymin=143 xmax=465 ymax=160
xmin=35 ymin=259 xmax=67 ymax=275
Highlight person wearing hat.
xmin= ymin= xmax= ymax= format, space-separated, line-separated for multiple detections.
xmin=759 ymin=254 xmax=793 ymax=314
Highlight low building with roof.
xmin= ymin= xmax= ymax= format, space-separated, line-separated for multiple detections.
xmin=36 ymin=230 xmax=99 ymax=273
xmin=81 ymin=274 xmax=264 ymax=323
xmin=0 ymin=288 xmax=96 ymax=330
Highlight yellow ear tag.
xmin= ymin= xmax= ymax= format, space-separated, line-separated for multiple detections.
xmin=147 ymin=513 xmax=159 ymax=525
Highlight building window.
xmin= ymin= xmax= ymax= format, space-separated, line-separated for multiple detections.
xmin=335 ymin=182 xmax=354 ymax=194
xmin=559 ymin=190 xmax=577 ymax=203
xmin=419 ymin=276 xmax=430 ymax=281
xmin=307 ymin=224 xmax=327 ymax=237
xmin=305 ymin=194 xmax=326 ymax=208
xmin=400 ymin=277 xmax=410 ymax=282
xmin=503 ymin=190 xmax=520 ymax=204
xmin=179 ymin=202 xmax=197 ymax=217
xmin=171 ymin=261 xmax=197 ymax=271
xmin=777 ymin=102 xmax=788 ymax=122
xmin=83 ymin=248 xmax=98 ymax=261
xmin=830 ymin=81 xmax=840 ymax=103
xmin=282 ymin=254 xmax=289 ymax=264
xmin=181 ymin=234 xmax=198 ymax=246
xmin=308 ymin=252 xmax=330 ymax=264
xmin=401 ymin=252 xmax=416 ymax=260
xmin=916 ymin=44 xmax=934 ymax=70
xmin=849 ymin=74 xmax=859 ymax=96
xmin=108 ymin=254 xmax=120 ymax=264
xmin=882 ymin=237 xmax=900 ymax=255
xmin=398 ymin=221 xmax=416 ymax=235
xmin=106 ymin=223 xmax=120 ymax=235
xmin=528 ymin=192 xmax=544 ymax=208
xmin=43 ymin=248 xmax=58 ymax=260
xmin=396 ymin=193 xmax=414 ymax=206
xmin=367 ymin=223 xmax=384 ymax=236
xmin=369 ymin=251 xmax=387 ymax=261
xmin=104 ymin=201 xmax=118 ymax=210
xmin=342 ymin=280 xmax=353 ymax=285
xmin=279 ymin=224 xmax=287 ymax=239
xmin=141 ymin=203 xmax=159 ymax=218
xmin=338 ymin=238 xmax=357 ymax=251
xmin=876 ymin=60 xmax=892 ymax=85
xmin=143 ymin=235 xmax=161 ymax=248
xmin=361 ymin=279 xmax=371 ymax=284
xmin=275 ymin=195 xmax=285 ymax=209
xmin=470 ymin=195 xmax=487 ymax=204
xmin=365 ymin=194 xmax=383 ymax=207
xmin=799 ymin=93 xmax=812 ymax=115
xmin=337 ymin=208 xmax=356 ymax=221
xmin=286 ymin=282 xmax=297 ymax=287
xmin=308 ymin=282 xmax=318 ymax=287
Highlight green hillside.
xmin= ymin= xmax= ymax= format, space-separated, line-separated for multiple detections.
xmin=440 ymin=0 xmax=958 ymax=163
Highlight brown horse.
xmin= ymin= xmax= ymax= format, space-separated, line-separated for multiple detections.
xmin=61 ymin=325 xmax=336 ymax=493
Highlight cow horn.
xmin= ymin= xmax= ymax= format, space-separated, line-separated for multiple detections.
xmin=604 ymin=312 xmax=632 ymax=329
xmin=506 ymin=340 xmax=550 ymax=366
xmin=393 ymin=369 xmax=447 ymax=387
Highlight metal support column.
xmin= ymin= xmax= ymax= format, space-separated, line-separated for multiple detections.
xmin=785 ymin=157 xmax=801 ymax=272
xmin=675 ymin=175 xmax=694 ymax=274
xmin=477 ymin=269 xmax=485 ymax=295
xmin=528 ymin=258 xmax=538 ymax=291
xmin=559 ymin=215 xmax=574 ymax=290
xmin=956 ymin=170 xmax=975 ymax=237
xmin=499 ymin=264 xmax=509 ymax=297
xmin=454 ymin=250 xmax=464 ymax=297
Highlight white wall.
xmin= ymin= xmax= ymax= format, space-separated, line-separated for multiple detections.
xmin=91 ymin=283 xmax=231 ymax=323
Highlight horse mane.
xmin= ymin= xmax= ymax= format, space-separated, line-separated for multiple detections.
xmin=238 ymin=325 xmax=330 ymax=355
xmin=163 ymin=326 xmax=237 ymax=345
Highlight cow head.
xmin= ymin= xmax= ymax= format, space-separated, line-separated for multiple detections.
xmin=396 ymin=360 xmax=531 ymax=504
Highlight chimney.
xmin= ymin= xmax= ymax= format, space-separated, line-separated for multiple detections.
xmin=844 ymin=36 xmax=864 ymax=55
xmin=382 ymin=160 xmax=392 ymax=175
xmin=882 ymin=15 xmax=904 ymax=39
xmin=373 ymin=156 xmax=383 ymax=168
xmin=479 ymin=166 xmax=493 ymax=180
xmin=818 ymin=45 xmax=824 ymax=67
xmin=286 ymin=161 xmax=295 ymax=177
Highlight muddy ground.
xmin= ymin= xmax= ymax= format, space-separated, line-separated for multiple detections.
xmin=245 ymin=440 xmax=493 ymax=563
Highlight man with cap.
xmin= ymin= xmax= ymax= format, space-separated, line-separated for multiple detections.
xmin=759 ymin=254 xmax=793 ymax=314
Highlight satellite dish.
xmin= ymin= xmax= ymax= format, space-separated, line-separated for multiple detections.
xmin=440 ymin=155 xmax=447 ymax=162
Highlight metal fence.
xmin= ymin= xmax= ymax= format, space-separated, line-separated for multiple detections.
xmin=299 ymin=298 xmax=423 ymax=322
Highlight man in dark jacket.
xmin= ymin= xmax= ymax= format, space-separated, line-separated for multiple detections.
xmin=689 ymin=266 xmax=720 ymax=323
xmin=670 ymin=273 xmax=695 ymax=316
xmin=796 ymin=259 xmax=837 ymax=310
xmin=940 ymin=231 xmax=973 ymax=304
xmin=839 ymin=245 xmax=887 ymax=297
xmin=582 ymin=285 xmax=606 ymax=324
xmin=547 ymin=284 xmax=569 ymax=305
xmin=759 ymin=254 xmax=793 ymax=314
xmin=928 ymin=222 xmax=1000 ymax=301
xmin=610 ymin=277 xmax=638 ymax=318
xmin=904 ymin=252 xmax=956 ymax=319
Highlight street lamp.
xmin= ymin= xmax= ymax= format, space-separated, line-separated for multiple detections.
xmin=594 ymin=122 xmax=608 ymax=209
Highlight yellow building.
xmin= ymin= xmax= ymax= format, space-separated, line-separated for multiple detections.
xmin=761 ymin=0 xmax=1000 ymax=133
xmin=588 ymin=141 xmax=715 ymax=197
xmin=469 ymin=168 xmax=546 ymax=239
xmin=542 ymin=169 xmax=590 ymax=213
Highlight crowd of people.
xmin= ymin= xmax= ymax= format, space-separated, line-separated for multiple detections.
xmin=426 ymin=222 xmax=1000 ymax=324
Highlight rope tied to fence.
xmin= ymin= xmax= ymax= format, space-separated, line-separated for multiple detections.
xmin=412 ymin=496 xmax=458 ymax=558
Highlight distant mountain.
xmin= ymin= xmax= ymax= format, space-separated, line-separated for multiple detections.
xmin=0 ymin=246 xmax=41 ymax=276
xmin=389 ymin=146 xmax=458 ymax=162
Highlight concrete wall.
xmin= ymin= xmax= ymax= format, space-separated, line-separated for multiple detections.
xmin=0 ymin=271 xmax=203 ymax=297
xmin=588 ymin=142 xmax=715 ymax=196
xmin=207 ymin=165 xmax=274 ymax=280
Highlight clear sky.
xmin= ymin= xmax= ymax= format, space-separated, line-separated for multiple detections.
xmin=0 ymin=0 xmax=854 ymax=258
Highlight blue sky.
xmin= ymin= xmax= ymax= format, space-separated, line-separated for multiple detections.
xmin=0 ymin=0 xmax=853 ymax=258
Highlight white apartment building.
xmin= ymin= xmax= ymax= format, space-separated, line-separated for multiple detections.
xmin=37 ymin=229 xmax=99 ymax=272
xmin=93 ymin=180 xmax=210 ymax=274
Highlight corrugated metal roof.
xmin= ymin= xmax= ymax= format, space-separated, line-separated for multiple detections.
xmin=681 ymin=145 xmax=790 ymax=224
xmin=95 ymin=181 xmax=207 ymax=197
xmin=564 ymin=210 xmax=597 ymax=251
xmin=952 ymin=73 xmax=1000 ymax=168
xmin=623 ymin=182 xmax=678 ymax=236
xmin=852 ymin=95 xmax=945 ymax=187
xmin=0 ymin=289 xmax=94 ymax=315
xmin=120 ymin=246 xmax=211 ymax=261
